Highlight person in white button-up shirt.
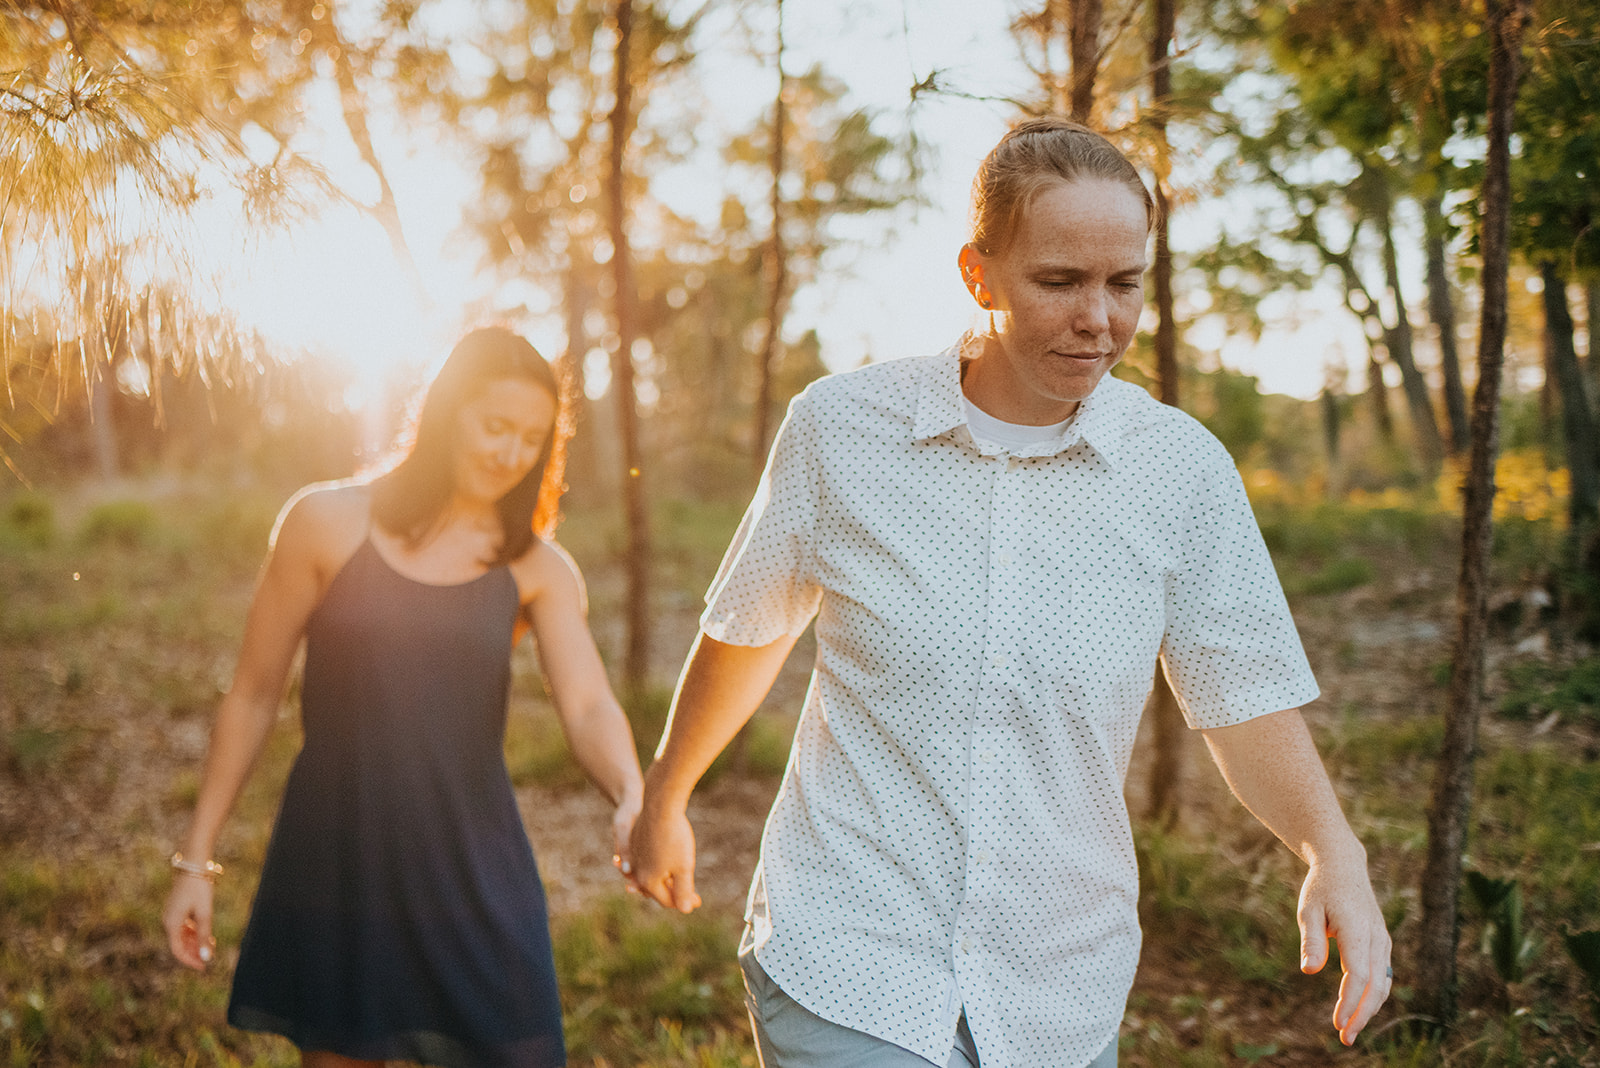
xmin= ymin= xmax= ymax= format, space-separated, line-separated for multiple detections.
xmin=631 ymin=118 xmax=1392 ymax=1068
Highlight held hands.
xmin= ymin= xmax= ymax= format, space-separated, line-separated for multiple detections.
xmin=1298 ymin=847 xmax=1393 ymax=1046
xmin=626 ymin=800 xmax=703 ymax=914
xmin=162 ymin=874 xmax=218 ymax=972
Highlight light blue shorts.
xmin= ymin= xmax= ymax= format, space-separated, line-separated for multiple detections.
xmin=739 ymin=944 xmax=1118 ymax=1068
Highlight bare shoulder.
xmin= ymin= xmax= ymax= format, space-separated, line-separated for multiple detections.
xmin=269 ymin=480 xmax=372 ymax=573
xmin=508 ymin=537 xmax=588 ymax=612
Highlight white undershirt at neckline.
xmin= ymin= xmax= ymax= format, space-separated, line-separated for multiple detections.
xmin=962 ymin=395 xmax=1075 ymax=449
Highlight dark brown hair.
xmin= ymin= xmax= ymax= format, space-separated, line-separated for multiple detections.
xmin=968 ymin=117 xmax=1156 ymax=257
xmin=371 ymin=326 xmax=572 ymax=564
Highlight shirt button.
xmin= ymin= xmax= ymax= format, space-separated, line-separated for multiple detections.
xmin=980 ymin=751 xmax=994 ymax=764
xmin=976 ymin=851 xmax=990 ymax=864
xmin=961 ymin=937 xmax=973 ymax=953
xmin=991 ymin=654 xmax=1008 ymax=668
xmin=997 ymin=551 xmax=1013 ymax=566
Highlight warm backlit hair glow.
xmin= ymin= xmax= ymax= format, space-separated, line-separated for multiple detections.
xmin=371 ymin=326 xmax=573 ymax=564
xmin=968 ymin=117 xmax=1157 ymax=258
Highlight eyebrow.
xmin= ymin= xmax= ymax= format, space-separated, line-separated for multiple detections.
xmin=1030 ymin=262 xmax=1149 ymax=278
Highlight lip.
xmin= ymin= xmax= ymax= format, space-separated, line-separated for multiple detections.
xmin=1051 ymin=351 xmax=1108 ymax=362
xmin=480 ymin=466 xmax=521 ymax=485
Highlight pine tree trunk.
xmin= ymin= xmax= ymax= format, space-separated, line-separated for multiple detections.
xmin=561 ymin=258 xmax=601 ymax=501
xmin=1541 ymin=260 xmax=1598 ymax=527
xmin=87 ymin=359 xmax=119 ymax=480
xmin=1425 ymin=194 xmax=1471 ymax=455
xmin=1321 ymin=386 xmax=1342 ymax=497
xmin=1379 ymin=195 xmax=1445 ymax=468
xmin=1414 ymin=0 xmax=1530 ymax=1031
xmin=1143 ymin=0 xmax=1184 ymax=827
xmin=1367 ymin=352 xmax=1394 ymax=440
xmin=608 ymin=0 xmax=653 ymax=692
xmin=1068 ymin=0 xmax=1102 ymax=122
xmin=752 ymin=0 xmax=787 ymax=481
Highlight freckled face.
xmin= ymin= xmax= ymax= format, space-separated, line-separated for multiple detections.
xmin=960 ymin=179 xmax=1149 ymax=425
xmin=451 ymin=377 xmax=558 ymax=505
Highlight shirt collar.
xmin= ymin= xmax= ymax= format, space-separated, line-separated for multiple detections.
xmin=913 ymin=343 xmax=1128 ymax=468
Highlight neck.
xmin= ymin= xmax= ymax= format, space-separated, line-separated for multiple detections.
xmin=961 ymin=346 xmax=1081 ymax=425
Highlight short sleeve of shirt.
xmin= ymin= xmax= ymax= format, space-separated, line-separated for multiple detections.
xmin=700 ymin=392 xmax=823 ymax=646
xmin=1160 ymin=438 xmax=1319 ymax=729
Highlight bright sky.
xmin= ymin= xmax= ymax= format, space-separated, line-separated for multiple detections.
xmin=204 ymin=0 xmax=1372 ymax=408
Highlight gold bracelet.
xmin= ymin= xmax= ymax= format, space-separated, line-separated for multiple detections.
xmin=169 ymin=852 xmax=224 ymax=883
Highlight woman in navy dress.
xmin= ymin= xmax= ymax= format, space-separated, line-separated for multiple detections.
xmin=163 ymin=327 xmax=643 ymax=1067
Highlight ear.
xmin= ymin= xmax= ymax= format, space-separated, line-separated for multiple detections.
xmin=958 ymin=245 xmax=992 ymax=310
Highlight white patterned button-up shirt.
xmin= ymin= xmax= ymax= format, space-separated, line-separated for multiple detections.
xmin=701 ymin=348 xmax=1319 ymax=1068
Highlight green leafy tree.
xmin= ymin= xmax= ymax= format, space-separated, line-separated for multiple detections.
xmin=1200 ymin=0 xmax=1495 ymax=470
xmin=1509 ymin=0 xmax=1600 ymax=530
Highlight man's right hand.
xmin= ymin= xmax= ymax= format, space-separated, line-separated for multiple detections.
xmin=628 ymin=796 xmax=703 ymax=913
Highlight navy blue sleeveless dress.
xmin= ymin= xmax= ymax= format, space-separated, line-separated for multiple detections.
xmin=229 ymin=540 xmax=566 ymax=1067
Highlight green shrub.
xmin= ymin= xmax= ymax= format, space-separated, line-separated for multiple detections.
xmin=3 ymin=725 xmax=78 ymax=780
xmin=1 ymin=493 xmax=55 ymax=549
xmin=1287 ymin=555 xmax=1377 ymax=596
xmin=1464 ymin=870 xmax=1534 ymax=984
xmin=1499 ymin=657 xmax=1600 ymax=725
xmin=78 ymin=500 xmax=158 ymax=548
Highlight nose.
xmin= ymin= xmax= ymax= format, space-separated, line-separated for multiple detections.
xmin=1073 ymin=288 xmax=1111 ymax=338
xmin=509 ymin=439 xmax=541 ymax=472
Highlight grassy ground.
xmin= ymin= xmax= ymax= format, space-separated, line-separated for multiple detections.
xmin=2 ymin=473 xmax=1598 ymax=1066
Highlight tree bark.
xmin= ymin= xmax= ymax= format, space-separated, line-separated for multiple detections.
xmin=1588 ymin=281 xmax=1599 ymax=361
xmin=561 ymin=256 xmax=600 ymax=499
xmin=1541 ymin=260 xmax=1598 ymax=526
xmin=1425 ymin=194 xmax=1471 ymax=455
xmin=1321 ymin=385 xmax=1341 ymax=497
xmin=1378 ymin=188 xmax=1445 ymax=468
xmin=1414 ymin=0 xmax=1530 ymax=1031
xmin=1149 ymin=0 xmax=1177 ymax=408
xmin=1367 ymin=351 xmax=1394 ymax=440
xmin=1068 ymin=0 xmax=1102 ymax=123
xmin=86 ymin=356 xmax=119 ymax=480
xmin=1142 ymin=0 xmax=1184 ymax=827
xmin=752 ymin=0 xmax=787 ymax=480
xmin=608 ymin=0 xmax=653 ymax=692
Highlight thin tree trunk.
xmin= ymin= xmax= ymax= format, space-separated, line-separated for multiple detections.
xmin=751 ymin=0 xmax=787 ymax=480
xmin=311 ymin=0 xmax=429 ymax=308
xmin=608 ymin=0 xmax=653 ymax=692
xmin=87 ymin=357 xmax=118 ymax=480
xmin=1149 ymin=0 xmax=1176 ymax=409
xmin=1321 ymin=385 xmax=1342 ymax=497
xmin=561 ymin=257 xmax=599 ymax=498
xmin=1415 ymin=0 xmax=1530 ymax=1031
xmin=1068 ymin=0 xmax=1102 ymax=122
xmin=1587 ymin=281 xmax=1599 ymax=361
xmin=1541 ymin=260 xmax=1598 ymax=527
xmin=1367 ymin=352 xmax=1393 ymax=440
xmin=1425 ymin=194 xmax=1471 ymax=455
xmin=1378 ymin=192 xmax=1445 ymax=468
xmin=1143 ymin=0 xmax=1183 ymax=827
xmin=1541 ymin=325 xmax=1557 ymax=442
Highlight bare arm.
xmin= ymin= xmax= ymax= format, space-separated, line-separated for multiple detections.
xmin=1201 ymin=708 xmax=1393 ymax=1046
xmin=629 ymin=630 xmax=798 ymax=912
xmin=161 ymin=490 xmax=345 ymax=971
xmin=523 ymin=543 xmax=644 ymax=869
